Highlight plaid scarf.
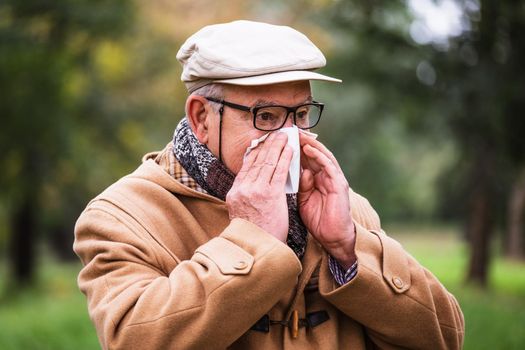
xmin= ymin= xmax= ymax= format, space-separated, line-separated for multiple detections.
xmin=173 ymin=117 xmax=308 ymax=259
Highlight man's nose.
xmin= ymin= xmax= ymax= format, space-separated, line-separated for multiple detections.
xmin=282 ymin=112 xmax=294 ymax=128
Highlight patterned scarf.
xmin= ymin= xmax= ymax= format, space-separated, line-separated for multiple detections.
xmin=173 ymin=117 xmax=308 ymax=259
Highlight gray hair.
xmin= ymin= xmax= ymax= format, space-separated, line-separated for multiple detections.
xmin=189 ymin=83 xmax=225 ymax=114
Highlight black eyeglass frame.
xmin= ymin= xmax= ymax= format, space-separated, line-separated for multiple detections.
xmin=205 ymin=97 xmax=325 ymax=131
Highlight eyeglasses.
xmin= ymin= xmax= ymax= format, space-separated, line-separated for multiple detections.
xmin=205 ymin=97 xmax=324 ymax=131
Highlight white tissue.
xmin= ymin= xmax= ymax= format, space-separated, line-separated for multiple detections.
xmin=280 ymin=126 xmax=300 ymax=193
xmin=244 ymin=126 xmax=317 ymax=194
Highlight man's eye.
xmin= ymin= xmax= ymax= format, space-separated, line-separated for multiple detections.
xmin=257 ymin=112 xmax=278 ymax=122
xmin=296 ymin=107 xmax=310 ymax=120
xmin=296 ymin=111 xmax=308 ymax=120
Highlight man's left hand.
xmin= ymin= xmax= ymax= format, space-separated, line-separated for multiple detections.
xmin=298 ymin=133 xmax=356 ymax=270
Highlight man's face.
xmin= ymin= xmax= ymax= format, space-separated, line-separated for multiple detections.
xmin=206 ymin=81 xmax=312 ymax=174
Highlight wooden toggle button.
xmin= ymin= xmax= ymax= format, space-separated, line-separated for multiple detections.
xmin=291 ymin=310 xmax=299 ymax=339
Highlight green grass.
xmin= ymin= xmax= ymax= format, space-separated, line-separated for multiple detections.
xmin=387 ymin=223 xmax=525 ymax=350
xmin=0 ymin=261 xmax=99 ymax=350
xmin=0 ymin=224 xmax=524 ymax=349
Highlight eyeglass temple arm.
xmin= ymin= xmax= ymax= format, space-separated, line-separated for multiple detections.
xmin=206 ymin=97 xmax=251 ymax=112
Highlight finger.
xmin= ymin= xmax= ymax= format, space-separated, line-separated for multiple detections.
xmin=299 ymin=132 xmax=341 ymax=169
xmin=299 ymin=129 xmax=318 ymax=139
xmin=256 ymin=132 xmax=289 ymax=183
xmin=299 ymin=133 xmax=328 ymax=173
xmin=270 ymin=144 xmax=293 ymax=188
xmin=234 ymin=142 xmax=261 ymax=183
xmin=246 ymin=132 xmax=284 ymax=182
xmin=239 ymin=132 xmax=275 ymax=182
xmin=300 ymin=143 xmax=315 ymax=171
xmin=300 ymin=143 xmax=323 ymax=173
xmin=302 ymin=144 xmax=340 ymax=179
xmin=253 ymin=132 xmax=276 ymax=165
xmin=299 ymin=168 xmax=314 ymax=194
xmin=297 ymin=169 xmax=314 ymax=207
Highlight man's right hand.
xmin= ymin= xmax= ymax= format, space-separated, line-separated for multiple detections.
xmin=226 ymin=132 xmax=293 ymax=242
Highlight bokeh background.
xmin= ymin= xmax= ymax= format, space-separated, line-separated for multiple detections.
xmin=1 ymin=0 xmax=524 ymax=349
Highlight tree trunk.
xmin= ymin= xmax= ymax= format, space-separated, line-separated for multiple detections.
xmin=506 ymin=164 xmax=525 ymax=260
xmin=8 ymin=194 xmax=37 ymax=287
xmin=49 ymin=224 xmax=77 ymax=261
xmin=466 ymin=188 xmax=493 ymax=286
xmin=466 ymin=149 xmax=495 ymax=287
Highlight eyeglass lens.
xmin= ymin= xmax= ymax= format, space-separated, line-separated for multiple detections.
xmin=254 ymin=104 xmax=321 ymax=130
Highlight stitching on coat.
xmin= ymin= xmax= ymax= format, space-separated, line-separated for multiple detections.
xmin=439 ymin=322 xmax=461 ymax=331
xmin=94 ymin=198 xmax=169 ymax=269
xmin=82 ymin=206 xmax=166 ymax=276
xmin=285 ymin=253 xmax=322 ymax=320
xmin=125 ymin=303 xmax=205 ymax=328
xmin=106 ymin=186 xmax=179 ymax=264
xmin=89 ymin=202 xmax=166 ymax=272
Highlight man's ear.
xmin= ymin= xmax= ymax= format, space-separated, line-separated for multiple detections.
xmin=185 ymin=95 xmax=213 ymax=145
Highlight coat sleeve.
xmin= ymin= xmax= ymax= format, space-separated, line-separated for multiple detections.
xmin=74 ymin=202 xmax=302 ymax=350
xmin=318 ymin=221 xmax=465 ymax=349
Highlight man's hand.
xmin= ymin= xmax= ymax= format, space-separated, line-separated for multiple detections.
xmin=298 ymin=133 xmax=356 ymax=269
xmin=226 ymin=133 xmax=293 ymax=242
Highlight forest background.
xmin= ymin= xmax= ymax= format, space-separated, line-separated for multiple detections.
xmin=0 ymin=0 xmax=524 ymax=349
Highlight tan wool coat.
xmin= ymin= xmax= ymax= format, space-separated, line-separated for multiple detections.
xmin=74 ymin=149 xmax=465 ymax=350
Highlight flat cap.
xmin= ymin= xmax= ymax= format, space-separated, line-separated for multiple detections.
xmin=177 ymin=20 xmax=341 ymax=92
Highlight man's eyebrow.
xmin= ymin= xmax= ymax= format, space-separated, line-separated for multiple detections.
xmin=253 ymin=98 xmax=277 ymax=106
xmin=253 ymin=95 xmax=313 ymax=106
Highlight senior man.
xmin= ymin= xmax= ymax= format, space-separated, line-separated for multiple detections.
xmin=74 ymin=21 xmax=464 ymax=349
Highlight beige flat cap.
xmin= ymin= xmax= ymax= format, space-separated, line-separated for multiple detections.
xmin=177 ymin=20 xmax=342 ymax=92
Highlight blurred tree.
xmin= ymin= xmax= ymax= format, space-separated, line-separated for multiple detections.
xmin=312 ymin=0 xmax=449 ymax=221
xmin=0 ymin=0 xmax=133 ymax=286
xmin=507 ymin=167 xmax=525 ymax=260
xmin=430 ymin=0 xmax=525 ymax=284
xmin=313 ymin=0 xmax=525 ymax=286
xmin=501 ymin=1 xmax=525 ymax=261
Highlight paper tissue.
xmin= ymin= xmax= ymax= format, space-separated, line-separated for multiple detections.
xmin=244 ymin=126 xmax=317 ymax=194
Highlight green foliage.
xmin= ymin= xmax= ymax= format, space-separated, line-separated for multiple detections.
xmin=0 ymin=0 xmax=185 ymax=269
xmin=0 ymin=0 xmax=137 ymax=265
xmin=307 ymin=0 xmax=452 ymax=222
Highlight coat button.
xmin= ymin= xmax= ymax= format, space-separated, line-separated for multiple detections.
xmin=392 ymin=277 xmax=404 ymax=289
xmin=234 ymin=260 xmax=248 ymax=270
xmin=291 ymin=310 xmax=299 ymax=339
